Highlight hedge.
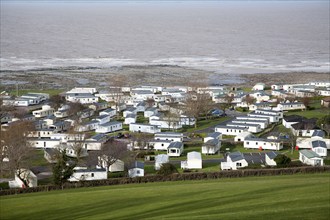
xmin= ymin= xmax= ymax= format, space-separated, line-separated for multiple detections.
xmin=1 ymin=166 xmax=329 ymax=196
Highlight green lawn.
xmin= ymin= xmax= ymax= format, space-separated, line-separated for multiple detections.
xmin=177 ymin=117 xmax=229 ymax=133
xmin=1 ymin=173 xmax=329 ymax=220
xmin=285 ymin=109 xmax=328 ymax=119
xmin=9 ymin=89 xmax=64 ymax=97
xmin=29 ymin=149 xmax=50 ymax=167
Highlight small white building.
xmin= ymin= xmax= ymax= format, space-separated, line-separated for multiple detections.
xmin=32 ymin=105 xmax=55 ymax=118
xmin=124 ymin=114 xmax=137 ymax=125
xmin=76 ymin=120 xmax=100 ymax=132
xmin=215 ymin=125 xmax=248 ymax=136
xmin=29 ymin=129 xmax=56 ymax=139
xmin=109 ymin=160 xmax=125 ymax=172
xmin=68 ymin=167 xmax=107 ymax=182
xmin=95 ymin=121 xmax=122 ymax=133
xmin=128 ymin=161 xmax=145 ymax=178
xmin=155 ymin=154 xmax=170 ymax=170
xmin=244 ymin=137 xmax=283 ymax=150
xmin=181 ymin=151 xmax=202 ymax=169
xmin=144 ymin=107 xmax=158 ymax=118
xmin=220 ymin=152 xmax=248 ymax=170
xmin=48 ymin=121 xmax=71 ymax=132
xmin=154 ymin=132 xmax=183 ymax=142
xmin=54 ymin=109 xmax=70 ymax=118
xmin=234 ymin=132 xmax=253 ymax=142
xmin=95 ymin=115 xmax=111 ymax=125
xmin=252 ymin=83 xmax=265 ymax=91
xmin=151 ymin=140 xmax=172 ymax=151
xmin=248 ymin=102 xmax=272 ymax=111
xmin=265 ymin=151 xmax=278 ymax=166
xmin=66 ymin=94 xmax=99 ymax=104
xmin=129 ymin=123 xmax=161 ymax=134
xmin=149 ymin=118 xmax=182 ymax=130
xmin=231 ymin=118 xmax=268 ymax=129
xmin=226 ymin=122 xmax=262 ymax=133
xmin=202 ymin=132 xmax=222 ymax=155
xmin=271 ymin=84 xmax=283 ymax=90
xmin=277 ymin=102 xmax=306 ymax=111
xmin=89 ymin=102 xmax=108 ymax=111
xmin=167 ymin=142 xmax=184 ymax=157
xmin=311 ymin=140 xmax=328 ymax=157
xmin=248 ymin=112 xmax=279 ymax=123
xmin=99 ymin=108 xmax=117 ymax=118
xmin=123 ymin=107 xmax=138 ymax=118
xmin=29 ymin=138 xmax=62 ymax=149
xmin=299 ymin=150 xmax=323 ymax=166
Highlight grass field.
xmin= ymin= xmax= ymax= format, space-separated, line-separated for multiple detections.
xmin=9 ymin=89 xmax=64 ymax=97
xmin=1 ymin=173 xmax=329 ymax=220
xmin=285 ymin=109 xmax=328 ymax=119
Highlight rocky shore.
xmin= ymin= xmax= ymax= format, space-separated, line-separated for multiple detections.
xmin=1 ymin=65 xmax=329 ymax=90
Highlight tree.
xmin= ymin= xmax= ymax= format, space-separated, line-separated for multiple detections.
xmin=146 ymin=98 xmax=155 ymax=108
xmin=49 ymin=94 xmax=66 ymax=110
xmin=66 ymin=126 xmax=86 ymax=163
xmin=220 ymin=94 xmax=234 ymax=114
xmin=98 ymin=140 xmax=129 ymax=172
xmin=243 ymin=94 xmax=256 ymax=106
xmin=52 ymin=150 xmax=76 ymax=186
xmin=275 ymin=97 xmax=284 ymax=105
xmin=65 ymin=102 xmax=86 ymax=126
xmin=317 ymin=115 xmax=330 ymax=137
xmin=287 ymin=130 xmax=298 ymax=155
xmin=157 ymin=163 xmax=178 ymax=176
xmin=164 ymin=110 xmax=180 ymax=131
xmin=274 ymin=154 xmax=291 ymax=167
xmin=130 ymin=133 xmax=153 ymax=150
xmin=109 ymin=75 xmax=126 ymax=116
xmin=300 ymin=97 xmax=311 ymax=108
xmin=0 ymin=121 xmax=35 ymax=187
xmin=183 ymin=92 xmax=213 ymax=128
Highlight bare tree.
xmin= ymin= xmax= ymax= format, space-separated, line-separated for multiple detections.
xmin=219 ymin=94 xmax=234 ymax=114
xmin=243 ymin=94 xmax=256 ymax=106
xmin=67 ymin=102 xmax=85 ymax=123
xmin=98 ymin=140 xmax=129 ymax=172
xmin=317 ymin=115 xmax=330 ymax=137
xmin=67 ymin=130 xmax=86 ymax=163
xmin=130 ymin=133 xmax=153 ymax=150
xmin=146 ymin=98 xmax=155 ymax=108
xmin=0 ymin=121 xmax=35 ymax=187
xmin=300 ymin=97 xmax=311 ymax=108
xmin=49 ymin=94 xmax=66 ymax=110
xmin=183 ymin=92 xmax=213 ymax=128
xmin=109 ymin=75 xmax=126 ymax=116
xmin=164 ymin=110 xmax=180 ymax=131
xmin=275 ymin=97 xmax=284 ymax=105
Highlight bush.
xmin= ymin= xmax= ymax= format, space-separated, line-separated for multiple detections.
xmin=274 ymin=154 xmax=291 ymax=167
xmin=108 ymin=172 xmax=126 ymax=179
xmin=1 ymin=166 xmax=329 ymax=196
xmin=157 ymin=163 xmax=178 ymax=176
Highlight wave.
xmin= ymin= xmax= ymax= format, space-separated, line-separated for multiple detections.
xmin=0 ymin=57 xmax=329 ymax=73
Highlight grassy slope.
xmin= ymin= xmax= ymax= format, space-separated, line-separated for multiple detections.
xmin=1 ymin=173 xmax=329 ymax=220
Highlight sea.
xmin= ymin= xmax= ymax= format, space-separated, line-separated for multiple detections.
xmin=0 ymin=0 xmax=329 ymax=74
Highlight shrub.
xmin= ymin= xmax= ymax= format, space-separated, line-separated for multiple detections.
xmin=274 ymin=154 xmax=291 ymax=167
xmin=157 ymin=163 xmax=178 ymax=176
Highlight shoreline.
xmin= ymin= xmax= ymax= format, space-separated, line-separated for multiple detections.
xmin=1 ymin=65 xmax=329 ymax=90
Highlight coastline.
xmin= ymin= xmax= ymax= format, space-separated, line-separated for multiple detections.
xmin=1 ymin=65 xmax=329 ymax=90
